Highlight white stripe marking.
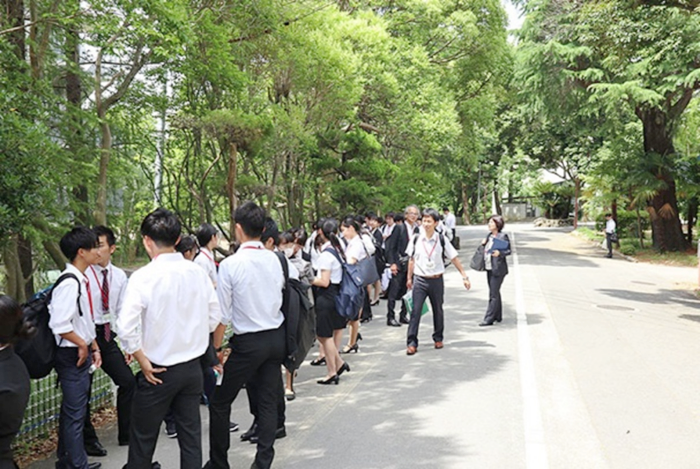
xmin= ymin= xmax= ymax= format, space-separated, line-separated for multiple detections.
xmin=512 ymin=231 xmax=549 ymax=468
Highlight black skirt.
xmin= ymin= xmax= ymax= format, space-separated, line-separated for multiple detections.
xmin=313 ymin=284 xmax=347 ymax=338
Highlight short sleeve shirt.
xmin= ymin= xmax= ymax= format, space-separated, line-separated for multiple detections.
xmin=406 ymin=229 xmax=458 ymax=277
xmin=317 ymin=242 xmax=343 ymax=284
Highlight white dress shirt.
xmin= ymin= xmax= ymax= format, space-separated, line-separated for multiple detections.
xmin=345 ymin=236 xmax=368 ymax=263
xmin=444 ymin=212 xmax=456 ymax=230
xmin=304 ymin=231 xmax=321 ymax=271
xmin=317 ymin=242 xmax=343 ymax=284
xmin=194 ymin=247 xmax=218 ymax=287
xmin=605 ymin=219 xmax=616 ymax=234
xmin=117 ymin=253 xmax=221 ymax=366
xmin=217 ymin=241 xmax=285 ymax=335
xmin=86 ymin=263 xmax=127 ymax=328
xmin=406 ymin=229 xmax=458 ymax=277
xmin=49 ymin=264 xmax=97 ymax=347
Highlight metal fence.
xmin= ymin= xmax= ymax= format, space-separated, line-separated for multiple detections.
xmin=17 ymin=368 xmax=115 ymax=444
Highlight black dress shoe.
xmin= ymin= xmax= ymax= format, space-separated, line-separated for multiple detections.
xmin=479 ymin=322 xmax=494 ymax=327
xmin=337 ymin=361 xmax=351 ymax=377
xmin=240 ymin=422 xmax=258 ymax=441
xmin=248 ymin=426 xmax=287 ymax=444
xmin=399 ymin=316 xmax=410 ymax=324
xmin=88 ymin=463 xmax=102 ymax=469
xmin=317 ymin=374 xmax=339 ymax=385
xmin=85 ymin=441 xmax=108 ymax=457
xmin=387 ymin=318 xmax=400 ymax=327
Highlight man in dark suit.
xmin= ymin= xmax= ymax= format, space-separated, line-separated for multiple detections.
xmin=385 ymin=205 xmax=420 ymax=327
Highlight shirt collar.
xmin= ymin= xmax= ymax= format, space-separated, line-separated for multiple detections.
xmin=152 ymin=252 xmax=185 ymax=263
xmin=65 ymin=263 xmax=87 ymax=280
xmin=321 ymin=241 xmax=332 ymax=250
xmin=239 ymin=241 xmax=265 ymax=250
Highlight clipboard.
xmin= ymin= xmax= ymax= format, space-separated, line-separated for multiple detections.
xmin=487 ymin=237 xmax=509 ymax=253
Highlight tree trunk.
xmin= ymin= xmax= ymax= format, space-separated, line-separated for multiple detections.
xmin=3 ymin=236 xmax=25 ymax=303
xmin=687 ymin=196 xmax=697 ymax=244
xmin=18 ymin=234 xmax=34 ymax=298
xmin=226 ymin=141 xmax=238 ymax=237
xmin=4 ymin=0 xmax=25 ymax=62
xmin=573 ymin=177 xmax=580 ymax=229
xmin=638 ymin=107 xmax=689 ymax=251
xmin=460 ymin=181 xmax=471 ymax=225
xmin=94 ymin=114 xmax=111 ymax=226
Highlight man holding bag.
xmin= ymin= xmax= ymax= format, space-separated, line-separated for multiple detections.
xmin=405 ymin=208 xmax=471 ymax=355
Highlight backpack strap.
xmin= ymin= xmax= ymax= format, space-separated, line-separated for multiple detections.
xmin=48 ymin=273 xmax=83 ymax=317
xmin=275 ymin=252 xmax=289 ymax=286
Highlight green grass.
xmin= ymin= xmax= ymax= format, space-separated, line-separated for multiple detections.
xmin=573 ymin=228 xmax=698 ymax=267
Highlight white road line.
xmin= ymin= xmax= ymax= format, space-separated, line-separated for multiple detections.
xmin=512 ymin=231 xmax=549 ymax=469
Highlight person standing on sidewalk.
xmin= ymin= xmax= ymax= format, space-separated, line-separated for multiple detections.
xmin=82 ymin=226 xmax=134 ymax=455
xmin=479 ymin=215 xmax=511 ymax=326
xmin=604 ymin=213 xmax=616 ymax=259
xmin=49 ymin=227 xmax=102 ymax=469
xmin=385 ymin=206 xmax=420 ymax=327
xmin=118 ymin=208 xmax=221 ymax=469
xmin=405 ymin=208 xmax=470 ymax=355
xmin=206 ymin=202 xmax=287 ymax=469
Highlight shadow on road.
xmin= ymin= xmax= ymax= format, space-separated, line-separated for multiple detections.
xmin=596 ymin=288 xmax=700 ymax=310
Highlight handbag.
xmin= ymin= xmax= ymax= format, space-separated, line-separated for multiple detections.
xmin=470 ymin=244 xmax=486 ymax=271
xmin=609 ymin=232 xmax=619 ymax=243
xmin=354 ymin=237 xmax=379 ymax=287
xmin=402 ymin=290 xmax=430 ymax=316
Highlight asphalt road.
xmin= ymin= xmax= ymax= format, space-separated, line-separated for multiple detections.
xmin=30 ymin=224 xmax=700 ymax=469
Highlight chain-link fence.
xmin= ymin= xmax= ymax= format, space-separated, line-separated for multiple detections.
xmin=17 ymin=368 xmax=115 ymax=444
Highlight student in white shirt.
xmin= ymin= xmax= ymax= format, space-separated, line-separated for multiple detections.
xmin=195 ymin=223 xmax=219 ymax=287
xmin=82 ymin=226 xmax=133 ymax=455
xmin=443 ymin=207 xmax=457 ymax=240
xmin=604 ymin=213 xmax=617 ymax=258
xmin=206 ymin=202 xmax=287 ymax=469
xmin=405 ymin=208 xmax=471 ymax=355
xmin=118 ymin=208 xmax=221 ymax=469
xmin=311 ymin=218 xmax=350 ymax=385
xmin=49 ymin=227 xmax=102 ymax=469
xmin=340 ymin=216 xmax=369 ymax=354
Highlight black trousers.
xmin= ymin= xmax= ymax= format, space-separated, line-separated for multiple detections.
xmin=483 ymin=271 xmax=506 ymax=324
xmin=209 ymin=327 xmax=285 ymax=469
xmin=127 ymin=357 xmax=203 ymax=469
xmin=84 ymin=328 xmax=135 ymax=446
xmin=245 ymin=373 xmax=285 ymax=429
xmin=605 ymin=233 xmax=613 ymax=256
xmin=387 ymin=269 xmax=408 ymax=320
xmin=407 ymin=276 xmax=445 ymax=347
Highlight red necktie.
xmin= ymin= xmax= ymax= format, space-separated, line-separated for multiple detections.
xmin=102 ymin=269 xmax=111 ymax=341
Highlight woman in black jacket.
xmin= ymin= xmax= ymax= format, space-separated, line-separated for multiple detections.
xmin=0 ymin=295 xmax=32 ymax=469
xmin=480 ymin=215 xmax=511 ymax=326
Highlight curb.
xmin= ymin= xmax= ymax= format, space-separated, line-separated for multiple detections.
xmin=568 ymin=230 xmax=638 ymax=263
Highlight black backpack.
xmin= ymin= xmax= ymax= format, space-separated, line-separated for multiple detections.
xmin=15 ymin=273 xmax=83 ymax=379
xmin=275 ymin=253 xmax=316 ymax=372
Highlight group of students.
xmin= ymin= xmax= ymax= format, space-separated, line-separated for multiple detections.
xmin=0 ymin=201 xmax=512 ymax=469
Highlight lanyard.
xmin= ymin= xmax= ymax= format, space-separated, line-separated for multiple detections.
xmin=89 ymin=266 xmax=110 ymax=299
xmin=422 ymin=237 xmax=438 ymax=260
xmin=242 ymin=245 xmax=263 ymax=250
xmin=200 ymin=249 xmax=220 ymax=266
xmin=84 ymin=277 xmax=95 ymax=319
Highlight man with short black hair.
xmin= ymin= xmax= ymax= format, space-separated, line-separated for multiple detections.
xmin=50 ymin=227 xmax=103 ymax=469
xmin=443 ymin=207 xmax=456 ymax=240
xmin=83 ymin=226 xmax=134 ymax=454
xmin=118 ymin=208 xmax=221 ymax=469
xmin=195 ymin=223 xmax=219 ymax=287
xmin=207 ymin=202 xmax=286 ymax=469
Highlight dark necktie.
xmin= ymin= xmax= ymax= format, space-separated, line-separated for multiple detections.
xmin=102 ymin=269 xmax=111 ymax=341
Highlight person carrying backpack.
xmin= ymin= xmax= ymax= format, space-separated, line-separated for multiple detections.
xmin=49 ymin=227 xmax=103 ymax=469
xmin=311 ymin=218 xmax=350 ymax=385
xmin=405 ymin=209 xmax=471 ymax=356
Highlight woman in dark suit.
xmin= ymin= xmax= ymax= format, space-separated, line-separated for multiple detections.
xmin=0 ymin=295 xmax=32 ymax=469
xmin=480 ymin=215 xmax=511 ymax=326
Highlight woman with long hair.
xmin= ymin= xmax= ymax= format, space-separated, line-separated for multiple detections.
xmin=311 ymin=218 xmax=350 ymax=384
xmin=340 ymin=216 xmax=369 ymax=353
xmin=0 ymin=295 xmax=33 ymax=469
xmin=480 ymin=215 xmax=511 ymax=326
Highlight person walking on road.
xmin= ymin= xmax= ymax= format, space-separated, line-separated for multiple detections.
xmin=479 ymin=215 xmax=511 ymax=327
xmin=604 ymin=213 xmax=616 ymax=259
xmin=405 ymin=208 xmax=470 ymax=355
